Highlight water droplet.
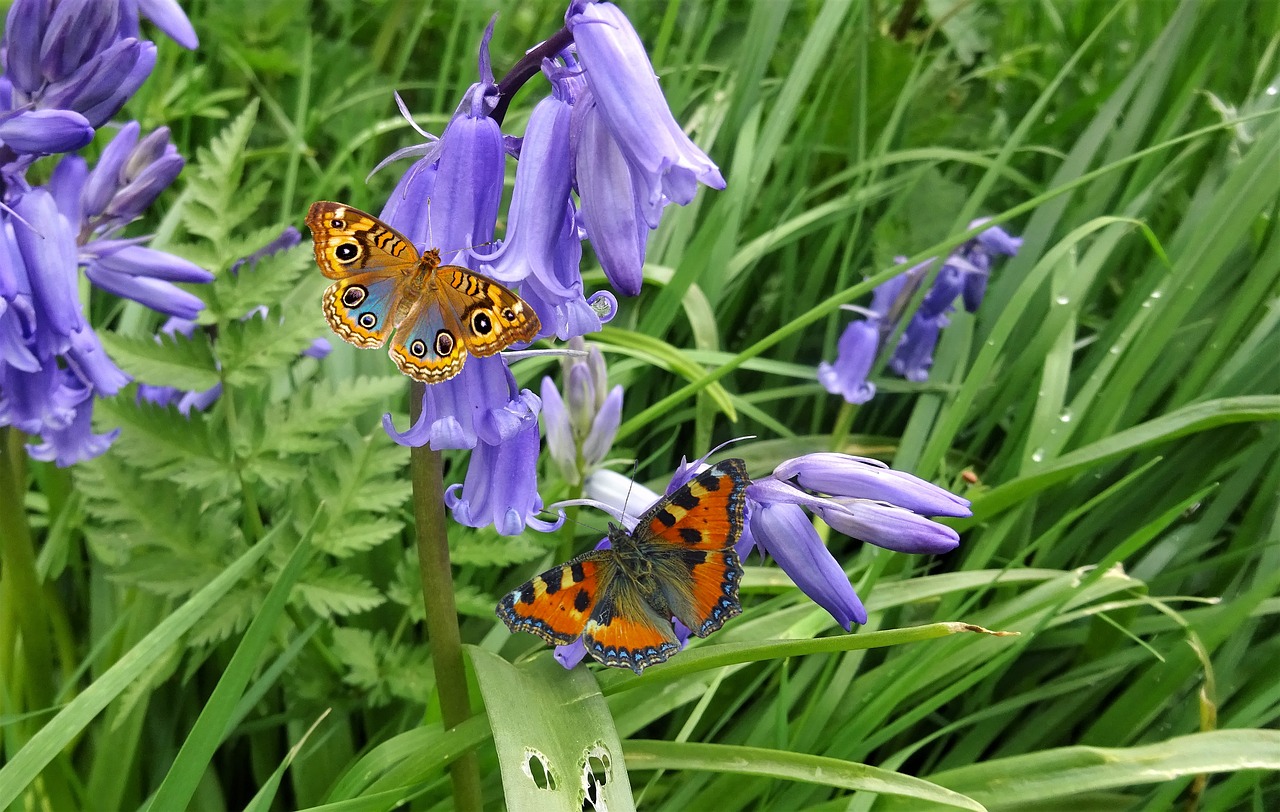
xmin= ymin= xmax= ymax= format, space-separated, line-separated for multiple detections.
xmin=1055 ymin=295 xmax=1070 ymax=306
xmin=1059 ymin=410 xmax=1072 ymax=422
xmin=1141 ymin=300 xmax=1151 ymax=308
xmin=1030 ymin=449 xmax=1045 ymax=463
xmin=1109 ymin=346 xmax=1120 ymax=355
xmin=1267 ymin=86 xmax=1278 ymax=97
xmin=1149 ymin=289 xmax=1163 ymax=299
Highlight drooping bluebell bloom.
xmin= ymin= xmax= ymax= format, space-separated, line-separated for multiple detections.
xmin=566 ymin=0 xmax=724 ymax=228
xmin=821 ymin=221 xmax=1021 ymax=402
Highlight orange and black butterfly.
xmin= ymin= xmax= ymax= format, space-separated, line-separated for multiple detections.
xmin=496 ymin=458 xmax=750 ymax=674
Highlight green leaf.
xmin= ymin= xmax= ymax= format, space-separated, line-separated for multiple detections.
xmin=470 ymin=647 xmax=637 ymax=812
xmin=914 ymin=730 xmax=1280 ymax=810
xmin=626 ymin=740 xmax=984 ymax=811
xmin=98 ymin=331 xmax=220 ymax=392
xmin=295 ymin=569 xmax=385 ymax=617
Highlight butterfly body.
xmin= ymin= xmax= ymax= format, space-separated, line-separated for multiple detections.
xmin=497 ymin=459 xmax=750 ymax=674
xmin=306 ymin=201 xmax=540 ymax=383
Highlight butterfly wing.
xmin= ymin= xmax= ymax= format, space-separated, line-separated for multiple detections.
xmin=497 ymin=551 xmax=611 ymax=646
xmin=582 ymin=573 xmax=682 ymax=674
xmin=635 ymin=458 xmax=750 ymax=638
xmin=435 ymin=265 xmax=541 ymax=357
xmin=386 ymin=296 xmax=470 ymax=383
xmin=306 ymin=201 xmax=420 ymax=278
xmin=307 ymin=201 xmax=420 ymax=349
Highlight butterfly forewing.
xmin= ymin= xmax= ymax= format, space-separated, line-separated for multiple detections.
xmin=634 ymin=459 xmax=749 ymax=637
xmin=497 ymin=552 xmax=610 ymax=646
xmin=306 ymin=202 xmax=421 ymax=278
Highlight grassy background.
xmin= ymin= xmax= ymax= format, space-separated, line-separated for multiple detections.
xmin=2 ymin=0 xmax=1280 ymax=809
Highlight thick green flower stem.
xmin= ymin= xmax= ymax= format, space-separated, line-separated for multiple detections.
xmin=0 ymin=427 xmax=56 ymax=745
xmin=409 ymin=383 xmax=483 ymax=812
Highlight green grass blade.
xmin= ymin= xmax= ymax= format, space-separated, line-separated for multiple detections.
xmin=0 ymin=528 xmax=277 ymax=809
xmin=626 ymin=739 xmax=985 ymax=811
xmin=145 ymin=516 xmax=317 ymax=811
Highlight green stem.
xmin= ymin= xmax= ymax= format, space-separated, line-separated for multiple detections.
xmin=409 ymin=382 xmax=483 ymax=811
xmin=0 ymin=428 xmax=55 ymax=742
xmin=829 ymin=401 xmax=857 ymax=453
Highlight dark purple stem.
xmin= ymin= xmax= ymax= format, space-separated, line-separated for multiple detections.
xmin=490 ymin=27 xmax=574 ymax=125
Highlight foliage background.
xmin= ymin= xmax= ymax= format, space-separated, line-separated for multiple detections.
xmin=2 ymin=0 xmax=1280 ymax=809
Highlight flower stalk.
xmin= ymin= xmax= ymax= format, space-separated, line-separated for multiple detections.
xmin=408 ymin=383 xmax=482 ymax=812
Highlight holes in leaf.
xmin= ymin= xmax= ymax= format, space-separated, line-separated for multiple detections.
xmin=523 ymin=749 xmax=556 ymax=791
xmin=581 ymin=744 xmax=612 ymax=811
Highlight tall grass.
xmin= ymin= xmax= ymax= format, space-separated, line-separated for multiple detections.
xmin=2 ymin=0 xmax=1278 ymax=809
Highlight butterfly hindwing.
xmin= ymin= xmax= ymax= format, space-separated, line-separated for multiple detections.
xmin=437 ymin=266 xmax=541 ymax=357
xmin=321 ymin=273 xmax=402 ymax=349
xmin=638 ymin=459 xmax=750 ymax=637
xmin=387 ymin=296 xmax=469 ymax=383
xmin=496 ymin=551 xmax=610 ymax=646
xmin=582 ymin=573 xmax=681 ymax=675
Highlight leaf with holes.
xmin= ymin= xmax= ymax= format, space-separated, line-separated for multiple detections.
xmin=470 ymin=647 xmax=637 ymax=812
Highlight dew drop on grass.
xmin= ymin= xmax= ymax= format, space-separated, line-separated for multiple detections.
xmin=1059 ymin=410 xmax=1073 ymax=422
xmin=1055 ymin=295 xmax=1070 ymax=305
xmin=1030 ymin=448 xmax=1045 ymax=463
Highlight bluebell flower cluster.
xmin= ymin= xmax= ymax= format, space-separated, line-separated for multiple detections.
xmin=551 ymin=450 xmax=969 ymax=668
xmin=376 ymin=3 xmax=723 ymax=535
xmin=0 ymin=0 xmax=206 ymax=465
xmin=820 ymin=221 xmax=1022 ymax=403
xmin=541 ymin=338 xmax=623 ymax=486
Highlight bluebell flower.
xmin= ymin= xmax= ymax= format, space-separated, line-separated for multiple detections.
xmin=821 ymin=222 xmax=1020 ymax=401
xmin=744 ymin=452 xmax=968 ymax=628
xmin=444 ymin=387 xmax=562 ymax=536
xmin=566 ymin=0 xmax=725 ymax=228
xmin=476 ymin=67 xmax=602 ymax=340
xmin=542 ymin=339 xmax=622 ymax=484
xmin=817 ymin=319 xmax=878 ymax=405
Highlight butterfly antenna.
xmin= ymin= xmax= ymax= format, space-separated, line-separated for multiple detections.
xmin=620 ymin=459 xmax=639 ymax=526
xmin=426 ymin=195 xmax=435 ymax=249
xmin=535 ymin=507 xmax=609 ymax=537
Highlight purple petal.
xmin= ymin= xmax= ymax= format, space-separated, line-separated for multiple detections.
xmin=92 ymin=245 xmax=212 ymax=283
xmin=84 ymin=264 xmax=203 ymax=319
xmin=378 ymin=158 xmax=438 ymax=248
xmin=82 ymin=121 xmax=141 ymax=217
xmin=772 ymin=453 xmax=971 ymax=517
xmin=0 ymin=109 xmax=94 ymax=153
xmin=540 ymin=376 xmax=578 ymax=482
xmin=575 ymin=99 xmax=648 ymax=296
xmin=39 ymin=0 xmax=120 ymax=83
xmin=888 ymin=313 xmax=943 ymax=383
xmin=65 ymin=325 xmax=129 ymax=395
xmin=811 ymin=498 xmax=960 ymax=555
xmin=12 ymin=190 xmax=83 ymax=338
xmin=746 ymin=499 xmax=867 ymax=630
xmin=582 ymin=384 xmax=622 ymax=468
xmin=301 ymin=337 xmax=331 ymax=360
xmin=138 ymin=0 xmax=199 ymax=49
xmin=5 ymin=0 xmax=51 ymax=95
xmin=23 ymin=377 xmax=119 ymax=466
xmin=77 ymin=40 xmax=155 ymax=127
xmin=445 ymin=407 xmax=556 ymax=536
